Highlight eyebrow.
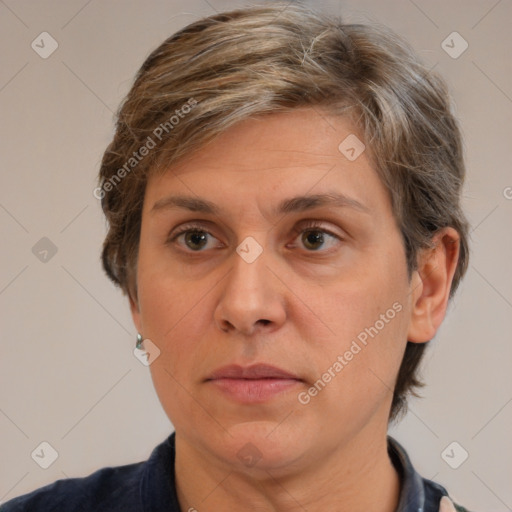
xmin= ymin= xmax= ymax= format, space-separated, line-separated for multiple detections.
xmin=151 ymin=192 xmax=371 ymax=216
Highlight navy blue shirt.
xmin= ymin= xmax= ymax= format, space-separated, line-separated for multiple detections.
xmin=1 ymin=433 xmax=469 ymax=511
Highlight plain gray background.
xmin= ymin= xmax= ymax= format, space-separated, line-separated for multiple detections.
xmin=1 ymin=0 xmax=511 ymax=509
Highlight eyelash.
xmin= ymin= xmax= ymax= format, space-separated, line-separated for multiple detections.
xmin=167 ymin=220 xmax=343 ymax=254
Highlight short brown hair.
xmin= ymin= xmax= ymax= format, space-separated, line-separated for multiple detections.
xmin=98 ymin=2 xmax=470 ymax=421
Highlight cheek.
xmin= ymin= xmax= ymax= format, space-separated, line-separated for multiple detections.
xmin=140 ymin=281 xmax=212 ymax=427
xmin=298 ymin=296 xmax=409 ymax=438
xmin=308 ymin=263 xmax=409 ymax=349
xmin=139 ymin=285 xmax=206 ymax=354
xmin=302 ymin=247 xmax=411 ymax=393
xmin=136 ymin=263 xmax=208 ymax=380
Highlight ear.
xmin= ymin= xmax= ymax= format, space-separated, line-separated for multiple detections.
xmin=407 ymin=227 xmax=460 ymax=343
xmin=129 ymin=292 xmax=143 ymax=335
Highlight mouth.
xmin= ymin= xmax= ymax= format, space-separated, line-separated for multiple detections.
xmin=205 ymin=364 xmax=303 ymax=403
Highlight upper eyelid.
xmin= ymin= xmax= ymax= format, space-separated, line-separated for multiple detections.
xmin=168 ymin=221 xmax=343 ymax=248
xmin=169 ymin=220 xmax=342 ymax=236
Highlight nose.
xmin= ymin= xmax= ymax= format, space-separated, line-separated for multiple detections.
xmin=214 ymin=245 xmax=287 ymax=336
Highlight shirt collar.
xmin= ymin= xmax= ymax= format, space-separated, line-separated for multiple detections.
xmin=388 ymin=435 xmax=448 ymax=512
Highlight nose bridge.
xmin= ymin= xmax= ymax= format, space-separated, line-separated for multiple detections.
xmin=215 ymin=239 xmax=285 ymax=334
xmin=230 ymin=242 xmax=267 ymax=300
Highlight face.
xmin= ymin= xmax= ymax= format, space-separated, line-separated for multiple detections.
xmin=131 ymin=108 xmax=422 ymax=474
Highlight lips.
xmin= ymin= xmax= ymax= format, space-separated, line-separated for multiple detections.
xmin=206 ymin=364 xmax=302 ymax=403
xmin=207 ymin=364 xmax=299 ymax=381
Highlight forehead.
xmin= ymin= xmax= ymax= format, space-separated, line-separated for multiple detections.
xmin=171 ymin=108 xmax=360 ymax=171
xmin=144 ymin=108 xmax=389 ymax=219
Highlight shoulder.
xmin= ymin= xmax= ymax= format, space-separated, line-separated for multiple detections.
xmin=1 ymin=433 xmax=178 ymax=512
xmin=387 ymin=435 xmax=476 ymax=512
xmin=0 ymin=461 xmax=145 ymax=512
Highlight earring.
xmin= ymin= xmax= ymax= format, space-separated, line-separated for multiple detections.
xmin=136 ymin=333 xmax=143 ymax=350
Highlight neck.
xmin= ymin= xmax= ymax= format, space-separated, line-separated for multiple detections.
xmin=174 ymin=430 xmax=400 ymax=512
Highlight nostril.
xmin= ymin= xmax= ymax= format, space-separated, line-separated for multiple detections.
xmin=220 ymin=321 xmax=232 ymax=332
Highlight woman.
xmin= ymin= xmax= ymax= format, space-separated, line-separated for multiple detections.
xmin=1 ymin=3 xmax=472 ymax=511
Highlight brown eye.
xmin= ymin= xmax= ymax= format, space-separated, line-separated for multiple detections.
xmin=302 ymin=230 xmax=326 ymax=250
xmin=168 ymin=223 xmax=223 ymax=252
xmin=290 ymin=221 xmax=343 ymax=253
xmin=183 ymin=230 xmax=209 ymax=251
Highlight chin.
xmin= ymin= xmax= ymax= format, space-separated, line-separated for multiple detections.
xmin=216 ymin=421 xmax=309 ymax=474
